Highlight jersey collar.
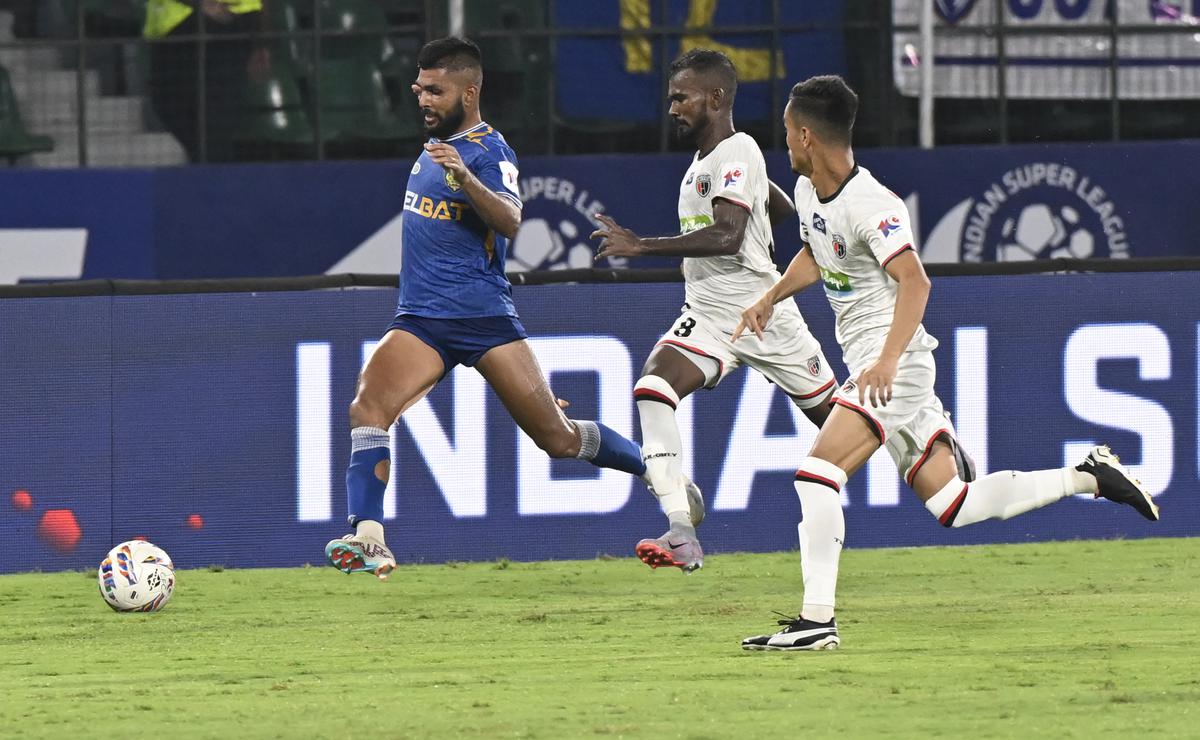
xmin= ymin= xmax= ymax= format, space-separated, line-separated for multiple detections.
xmin=432 ymin=121 xmax=491 ymax=144
xmin=817 ymin=164 xmax=860 ymax=205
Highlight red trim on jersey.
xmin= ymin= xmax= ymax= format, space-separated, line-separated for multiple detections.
xmin=656 ymin=339 xmax=726 ymax=377
xmin=633 ymin=388 xmax=678 ymax=410
xmin=938 ymin=484 xmax=970 ymax=527
xmin=905 ymin=428 xmax=954 ymax=486
xmin=832 ymin=398 xmax=885 ymax=443
xmin=794 ymin=470 xmax=841 ymax=493
xmin=713 ymin=194 xmax=752 ymax=213
xmin=791 ymin=377 xmax=837 ymax=401
xmin=881 ymin=243 xmax=914 ymax=268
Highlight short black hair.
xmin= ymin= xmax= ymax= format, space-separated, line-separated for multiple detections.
xmin=417 ymin=36 xmax=483 ymax=75
xmin=788 ymin=75 xmax=858 ymax=144
xmin=668 ymin=48 xmax=738 ymax=106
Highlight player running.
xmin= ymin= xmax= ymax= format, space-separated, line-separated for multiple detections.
xmin=591 ymin=50 xmax=837 ymax=574
xmin=325 ymin=37 xmax=646 ymax=580
xmin=734 ymin=75 xmax=1160 ymax=650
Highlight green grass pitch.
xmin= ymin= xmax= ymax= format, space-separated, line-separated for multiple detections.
xmin=2 ymin=537 xmax=1197 ymax=738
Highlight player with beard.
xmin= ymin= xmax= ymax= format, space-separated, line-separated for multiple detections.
xmin=591 ymin=50 xmax=838 ymax=574
xmin=733 ymin=75 xmax=1159 ymax=650
xmin=325 ymin=37 xmax=647 ymax=579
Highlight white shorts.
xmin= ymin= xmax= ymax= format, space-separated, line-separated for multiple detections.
xmin=832 ymin=349 xmax=959 ymax=485
xmin=655 ymin=302 xmax=836 ymax=408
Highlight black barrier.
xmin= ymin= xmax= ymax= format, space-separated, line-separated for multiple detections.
xmin=3 ymin=257 xmax=1200 ymax=299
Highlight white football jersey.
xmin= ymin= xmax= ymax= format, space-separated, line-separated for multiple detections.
xmin=677 ymin=132 xmax=780 ymax=325
xmin=794 ymin=165 xmax=938 ymax=370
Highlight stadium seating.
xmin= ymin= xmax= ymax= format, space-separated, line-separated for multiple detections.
xmin=235 ymin=61 xmax=314 ymax=148
xmin=315 ymin=55 xmax=417 ymax=146
xmin=0 ymin=64 xmax=53 ymax=163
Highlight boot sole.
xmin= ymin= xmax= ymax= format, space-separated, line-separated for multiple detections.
xmin=635 ymin=540 xmax=702 ymax=573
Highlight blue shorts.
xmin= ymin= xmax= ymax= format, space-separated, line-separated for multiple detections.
xmin=387 ymin=314 xmax=528 ymax=373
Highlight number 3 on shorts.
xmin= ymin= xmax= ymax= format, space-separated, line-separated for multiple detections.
xmin=673 ymin=316 xmax=696 ymax=338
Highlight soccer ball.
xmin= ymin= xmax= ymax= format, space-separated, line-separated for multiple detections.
xmin=97 ymin=540 xmax=176 ymax=612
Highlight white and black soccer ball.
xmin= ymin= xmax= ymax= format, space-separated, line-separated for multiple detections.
xmin=97 ymin=540 xmax=176 ymax=613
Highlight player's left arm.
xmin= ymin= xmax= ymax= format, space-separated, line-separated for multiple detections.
xmin=591 ymin=198 xmax=749 ymax=259
xmin=424 ymin=142 xmax=522 ymax=239
xmin=855 ymin=212 xmax=930 ymax=408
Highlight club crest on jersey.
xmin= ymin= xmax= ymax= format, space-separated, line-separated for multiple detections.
xmin=832 ymin=232 xmax=848 ymax=259
xmin=878 ymin=215 xmax=902 ymax=238
xmin=444 ymin=170 xmax=461 ymax=192
xmin=813 ymin=213 xmax=827 ymax=234
xmin=411 ymin=162 xmax=421 ymax=175
xmin=807 ymin=355 xmax=822 ymax=376
xmin=695 ymin=174 xmax=712 ymax=197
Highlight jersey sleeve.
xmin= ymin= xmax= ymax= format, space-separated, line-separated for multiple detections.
xmin=709 ymin=136 xmax=762 ymax=213
xmin=470 ymin=144 xmax=523 ymax=209
xmin=858 ymin=198 xmax=916 ymax=269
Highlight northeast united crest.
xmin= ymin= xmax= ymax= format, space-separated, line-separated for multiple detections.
xmin=831 ymin=232 xmax=848 ymax=259
xmin=806 ymin=355 xmax=822 ymax=376
xmin=695 ymin=174 xmax=712 ymax=197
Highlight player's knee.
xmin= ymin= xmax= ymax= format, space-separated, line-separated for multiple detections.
xmin=633 ymin=375 xmax=680 ymax=409
xmin=534 ymin=426 xmax=581 ymax=459
xmin=924 ymin=476 xmax=970 ymax=527
xmin=348 ymin=396 xmax=391 ymax=430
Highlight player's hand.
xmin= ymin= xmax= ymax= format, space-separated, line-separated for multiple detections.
xmin=856 ymin=356 xmax=898 ymax=408
xmin=591 ymin=214 xmax=644 ymax=260
xmin=731 ymin=297 xmax=774 ymax=342
xmin=424 ymin=142 xmax=469 ymax=182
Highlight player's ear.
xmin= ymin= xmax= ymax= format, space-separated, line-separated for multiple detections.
xmin=709 ymin=87 xmax=725 ymax=111
xmin=462 ymin=82 xmax=479 ymax=111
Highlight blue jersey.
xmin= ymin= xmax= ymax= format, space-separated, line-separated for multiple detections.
xmin=397 ymin=122 xmax=523 ymax=319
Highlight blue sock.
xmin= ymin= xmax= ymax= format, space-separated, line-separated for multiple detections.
xmin=346 ymin=426 xmax=389 ymax=528
xmin=575 ymin=420 xmax=647 ymax=476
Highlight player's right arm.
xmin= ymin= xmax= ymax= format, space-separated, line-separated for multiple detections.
xmin=591 ymin=199 xmax=749 ymax=259
xmin=732 ymin=246 xmax=821 ymax=341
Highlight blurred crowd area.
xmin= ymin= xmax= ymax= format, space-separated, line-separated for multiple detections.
xmin=1 ymin=0 xmax=1198 ymax=167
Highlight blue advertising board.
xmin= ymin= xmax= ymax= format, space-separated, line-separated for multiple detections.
xmin=0 ymin=140 xmax=1195 ymax=284
xmin=0 ymin=271 xmax=1195 ymax=574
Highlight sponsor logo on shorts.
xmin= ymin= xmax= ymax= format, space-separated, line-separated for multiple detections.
xmin=807 ymin=355 xmax=822 ymax=376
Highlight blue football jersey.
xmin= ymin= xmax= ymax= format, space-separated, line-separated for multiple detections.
xmin=397 ymin=122 xmax=523 ymax=319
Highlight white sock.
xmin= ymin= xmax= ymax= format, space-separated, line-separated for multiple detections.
xmin=634 ymin=376 xmax=688 ymax=517
xmin=355 ymin=519 xmax=385 ymax=542
xmin=794 ymin=457 xmax=847 ymax=622
xmin=925 ymin=467 xmax=1097 ymax=528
